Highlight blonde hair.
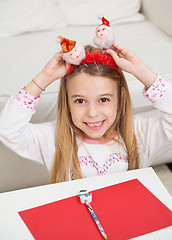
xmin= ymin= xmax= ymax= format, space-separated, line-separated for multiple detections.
xmin=50 ymin=46 xmax=139 ymax=183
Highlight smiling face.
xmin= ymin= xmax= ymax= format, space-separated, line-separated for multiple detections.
xmin=67 ymin=72 xmax=118 ymax=140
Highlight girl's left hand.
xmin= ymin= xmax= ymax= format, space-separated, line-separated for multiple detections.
xmin=106 ymin=43 xmax=142 ymax=74
xmin=106 ymin=43 xmax=157 ymax=88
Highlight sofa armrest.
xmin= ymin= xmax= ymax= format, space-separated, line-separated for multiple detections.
xmin=141 ymin=0 xmax=172 ymax=37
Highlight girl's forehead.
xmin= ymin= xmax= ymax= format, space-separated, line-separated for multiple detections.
xmin=67 ymin=72 xmax=117 ymax=90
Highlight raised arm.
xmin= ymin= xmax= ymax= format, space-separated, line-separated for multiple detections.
xmin=0 ymin=51 xmax=70 ymax=170
xmin=107 ymin=43 xmax=172 ymax=166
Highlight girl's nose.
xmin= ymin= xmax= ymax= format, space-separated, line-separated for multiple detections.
xmin=86 ymin=104 xmax=99 ymax=118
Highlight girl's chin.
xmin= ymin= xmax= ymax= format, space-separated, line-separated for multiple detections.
xmin=74 ymin=121 xmax=109 ymax=140
xmin=83 ymin=130 xmax=106 ymax=140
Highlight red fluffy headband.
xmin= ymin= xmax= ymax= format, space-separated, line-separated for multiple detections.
xmin=67 ymin=50 xmax=123 ymax=84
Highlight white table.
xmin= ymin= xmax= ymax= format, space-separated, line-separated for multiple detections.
xmin=0 ymin=167 xmax=172 ymax=239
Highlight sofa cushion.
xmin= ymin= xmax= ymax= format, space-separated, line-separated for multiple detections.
xmin=141 ymin=0 xmax=172 ymax=38
xmin=0 ymin=0 xmax=67 ymax=38
xmin=58 ymin=0 xmax=144 ymax=25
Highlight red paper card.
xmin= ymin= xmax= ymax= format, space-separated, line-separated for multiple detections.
xmin=19 ymin=179 xmax=172 ymax=240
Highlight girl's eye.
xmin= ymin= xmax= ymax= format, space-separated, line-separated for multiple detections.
xmin=75 ymin=99 xmax=85 ymax=104
xmin=75 ymin=49 xmax=77 ymax=52
xmin=97 ymin=29 xmax=100 ymax=33
xmin=103 ymin=28 xmax=106 ymax=31
xmin=70 ymin=53 xmax=73 ymax=56
xmin=100 ymin=98 xmax=109 ymax=102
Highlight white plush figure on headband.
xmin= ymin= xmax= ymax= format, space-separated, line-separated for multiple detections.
xmin=93 ymin=14 xmax=115 ymax=49
xmin=57 ymin=36 xmax=85 ymax=65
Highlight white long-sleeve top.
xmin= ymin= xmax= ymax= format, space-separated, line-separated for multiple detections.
xmin=0 ymin=75 xmax=172 ymax=180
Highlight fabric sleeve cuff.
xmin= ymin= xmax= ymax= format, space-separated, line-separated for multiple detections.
xmin=12 ymin=87 xmax=40 ymax=112
xmin=143 ymin=74 xmax=169 ymax=103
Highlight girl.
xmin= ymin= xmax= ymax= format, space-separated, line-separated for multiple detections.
xmin=0 ymin=44 xmax=171 ymax=184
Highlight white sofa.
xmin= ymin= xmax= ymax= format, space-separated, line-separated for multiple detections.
xmin=0 ymin=0 xmax=172 ymax=192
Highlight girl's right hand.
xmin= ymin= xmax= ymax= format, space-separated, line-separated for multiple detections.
xmin=41 ymin=52 xmax=71 ymax=84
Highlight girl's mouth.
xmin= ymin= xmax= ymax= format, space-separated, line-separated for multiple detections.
xmin=84 ymin=120 xmax=105 ymax=129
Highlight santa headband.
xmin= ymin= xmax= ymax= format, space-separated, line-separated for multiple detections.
xmin=57 ymin=38 xmax=122 ymax=83
xmin=67 ymin=50 xmax=123 ymax=84
xmin=57 ymin=15 xmax=121 ymax=82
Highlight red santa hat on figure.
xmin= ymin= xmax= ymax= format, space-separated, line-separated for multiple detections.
xmin=57 ymin=36 xmax=85 ymax=65
xmin=93 ymin=14 xmax=115 ymax=49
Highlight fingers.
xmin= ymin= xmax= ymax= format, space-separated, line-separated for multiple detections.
xmin=106 ymin=49 xmax=119 ymax=65
xmin=112 ymin=43 xmax=129 ymax=55
xmin=111 ymin=42 xmax=124 ymax=51
xmin=112 ymin=43 xmax=128 ymax=57
xmin=54 ymin=52 xmax=64 ymax=61
xmin=112 ymin=43 xmax=138 ymax=62
xmin=111 ymin=43 xmax=127 ymax=55
xmin=65 ymin=62 xmax=71 ymax=71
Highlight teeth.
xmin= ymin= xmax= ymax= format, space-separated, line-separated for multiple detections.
xmin=87 ymin=121 xmax=103 ymax=127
